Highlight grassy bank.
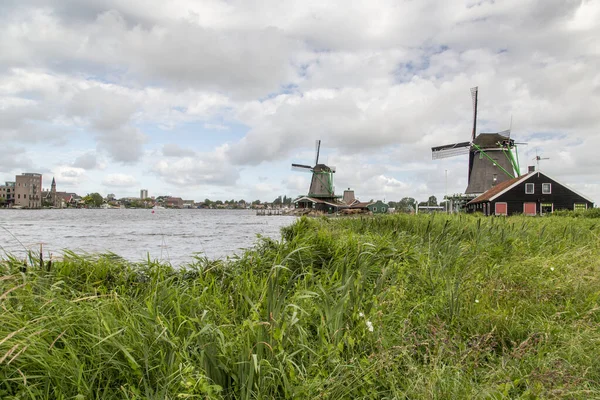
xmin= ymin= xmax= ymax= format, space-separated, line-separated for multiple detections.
xmin=1 ymin=214 xmax=600 ymax=399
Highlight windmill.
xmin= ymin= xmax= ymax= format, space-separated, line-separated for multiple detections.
xmin=292 ymin=140 xmax=338 ymax=199
xmin=533 ymin=149 xmax=549 ymax=170
xmin=431 ymin=87 xmax=524 ymax=195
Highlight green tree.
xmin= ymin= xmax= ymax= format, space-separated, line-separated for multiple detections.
xmin=83 ymin=193 xmax=104 ymax=207
xmin=428 ymin=195 xmax=438 ymax=206
xmin=397 ymin=197 xmax=416 ymax=213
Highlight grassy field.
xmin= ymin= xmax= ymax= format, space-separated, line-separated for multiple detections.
xmin=1 ymin=213 xmax=600 ymax=399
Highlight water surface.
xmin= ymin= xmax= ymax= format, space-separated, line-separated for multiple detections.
xmin=0 ymin=209 xmax=296 ymax=265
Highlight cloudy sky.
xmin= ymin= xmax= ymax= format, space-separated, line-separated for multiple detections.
xmin=1 ymin=0 xmax=599 ymax=203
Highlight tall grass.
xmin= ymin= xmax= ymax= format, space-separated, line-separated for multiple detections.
xmin=1 ymin=214 xmax=600 ymax=398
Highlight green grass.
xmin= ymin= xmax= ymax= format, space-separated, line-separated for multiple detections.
xmin=1 ymin=214 xmax=600 ymax=399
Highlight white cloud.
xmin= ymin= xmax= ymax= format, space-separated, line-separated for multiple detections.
xmin=0 ymin=0 xmax=599 ymax=202
xmin=53 ymin=166 xmax=87 ymax=186
xmin=152 ymin=145 xmax=239 ymax=186
xmin=102 ymin=173 xmax=137 ymax=187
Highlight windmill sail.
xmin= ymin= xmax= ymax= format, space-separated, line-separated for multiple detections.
xmin=431 ymin=86 xmax=524 ymax=196
xmin=315 ymin=140 xmax=321 ymax=166
xmin=291 ymin=163 xmax=313 ymax=171
xmin=431 ymin=141 xmax=471 ymax=159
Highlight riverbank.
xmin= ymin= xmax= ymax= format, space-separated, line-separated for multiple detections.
xmin=2 ymin=214 xmax=600 ymax=398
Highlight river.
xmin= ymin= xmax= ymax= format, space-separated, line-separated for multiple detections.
xmin=0 ymin=209 xmax=296 ymax=265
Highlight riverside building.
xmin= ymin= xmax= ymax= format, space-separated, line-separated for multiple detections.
xmin=14 ymin=173 xmax=43 ymax=208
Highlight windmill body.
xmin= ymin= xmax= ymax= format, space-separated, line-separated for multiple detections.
xmin=308 ymin=164 xmax=335 ymax=198
xmin=292 ymin=141 xmax=343 ymax=213
xmin=432 ymin=87 xmax=522 ymax=197
xmin=465 ymin=133 xmax=518 ymax=194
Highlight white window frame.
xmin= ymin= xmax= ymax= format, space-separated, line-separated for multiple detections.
xmin=373 ymin=207 xmax=377 ymax=212
xmin=495 ymin=202 xmax=508 ymax=216
xmin=540 ymin=203 xmax=554 ymax=215
xmin=574 ymin=203 xmax=588 ymax=211
xmin=542 ymin=183 xmax=551 ymax=194
xmin=525 ymin=183 xmax=534 ymax=194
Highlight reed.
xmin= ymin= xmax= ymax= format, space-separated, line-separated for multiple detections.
xmin=1 ymin=214 xmax=600 ymax=398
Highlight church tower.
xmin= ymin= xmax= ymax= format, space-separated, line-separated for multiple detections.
xmin=51 ymin=177 xmax=58 ymax=208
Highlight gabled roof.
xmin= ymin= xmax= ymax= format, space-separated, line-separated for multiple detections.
xmin=294 ymin=196 xmax=346 ymax=208
xmin=468 ymin=170 xmax=595 ymax=204
xmin=468 ymin=173 xmax=531 ymax=204
xmin=350 ymin=201 xmax=371 ymax=208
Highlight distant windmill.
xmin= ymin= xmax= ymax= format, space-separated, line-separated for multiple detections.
xmin=533 ymin=149 xmax=550 ymax=170
xmin=292 ymin=140 xmax=337 ymax=199
xmin=431 ymin=87 xmax=525 ymax=195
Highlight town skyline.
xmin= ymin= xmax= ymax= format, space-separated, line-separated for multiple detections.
xmin=1 ymin=1 xmax=599 ymax=204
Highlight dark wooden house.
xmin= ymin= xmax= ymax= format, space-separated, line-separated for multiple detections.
xmin=293 ymin=196 xmax=345 ymax=213
xmin=467 ymin=169 xmax=594 ymax=216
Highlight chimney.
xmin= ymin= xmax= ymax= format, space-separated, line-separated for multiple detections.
xmin=528 ymin=165 xmax=535 ymax=173
xmin=343 ymin=188 xmax=355 ymax=205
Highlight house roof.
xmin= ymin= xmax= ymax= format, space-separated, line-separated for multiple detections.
xmin=294 ymin=196 xmax=347 ymax=208
xmin=468 ymin=173 xmax=530 ymax=204
xmin=468 ymin=170 xmax=595 ymax=204
xmin=350 ymin=201 xmax=371 ymax=208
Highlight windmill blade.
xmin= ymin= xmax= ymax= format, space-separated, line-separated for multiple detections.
xmin=315 ymin=139 xmax=321 ymax=165
xmin=471 ymin=86 xmax=478 ymax=141
xmin=291 ymin=163 xmax=313 ymax=172
xmin=431 ymin=141 xmax=471 ymax=159
xmin=292 ymin=163 xmax=312 ymax=169
xmin=292 ymin=166 xmax=314 ymax=173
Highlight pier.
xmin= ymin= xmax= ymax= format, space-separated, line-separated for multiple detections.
xmin=256 ymin=209 xmax=287 ymax=216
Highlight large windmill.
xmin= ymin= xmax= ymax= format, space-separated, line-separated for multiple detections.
xmin=431 ymin=87 xmax=523 ymax=195
xmin=292 ymin=140 xmax=338 ymax=200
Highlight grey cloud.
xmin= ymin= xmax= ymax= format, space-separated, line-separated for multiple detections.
xmin=0 ymin=145 xmax=33 ymax=172
xmin=69 ymin=87 xmax=137 ymax=131
xmin=97 ymin=126 xmax=147 ymax=164
xmin=162 ymin=143 xmax=196 ymax=158
xmin=0 ymin=100 xmax=69 ymax=145
xmin=72 ymin=152 xmax=98 ymax=169
xmin=67 ymin=86 xmax=147 ymax=163
xmin=1 ymin=5 xmax=300 ymax=98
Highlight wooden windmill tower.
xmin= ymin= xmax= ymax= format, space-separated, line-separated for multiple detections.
xmin=292 ymin=140 xmax=339 ymax=200
xmin=431 ymin=87 xmax=524 ymax=195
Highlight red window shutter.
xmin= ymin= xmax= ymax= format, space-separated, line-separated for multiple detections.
xmin=523 ymin=202 xmax=536 ymax=216
xmin=495 ymin=203 xmax=507 ymax=215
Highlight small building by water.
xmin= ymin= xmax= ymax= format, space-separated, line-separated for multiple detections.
xmin=367 ymin=200 xmax=389 ymax=214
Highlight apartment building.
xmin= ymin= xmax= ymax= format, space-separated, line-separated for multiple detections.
xmin=14 ymin=173 xmax=43 ymax=208
xmin=140 ymin=189 xmax=148 ymax=199
xmin=0 ymin=181 xmax=16 ymax=206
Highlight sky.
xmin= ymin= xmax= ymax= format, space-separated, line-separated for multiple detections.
xmin=1 ymin=0 xmax=599 ymax=203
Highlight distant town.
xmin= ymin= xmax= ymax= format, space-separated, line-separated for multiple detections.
xmin=0 ymin=173 xmax=299 ymax=210
xmin=0 ymin=172 xmax=435 ymax=213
